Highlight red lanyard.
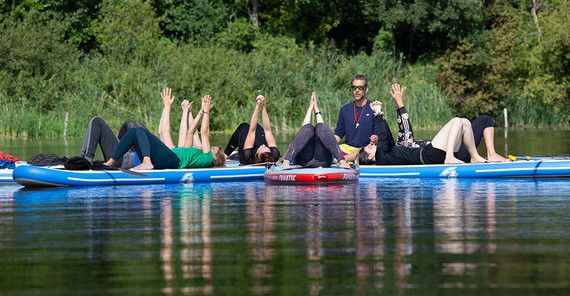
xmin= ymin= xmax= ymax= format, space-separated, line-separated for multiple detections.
xmin=353 ymin=99 xmax=367 ymax=125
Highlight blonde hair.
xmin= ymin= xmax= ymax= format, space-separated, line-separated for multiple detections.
xmin=212 ymin=147 xmax=226 ymax=167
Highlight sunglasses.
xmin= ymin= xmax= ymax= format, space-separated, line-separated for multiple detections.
xmin=351 ymin=85 xmax=366 ymax=91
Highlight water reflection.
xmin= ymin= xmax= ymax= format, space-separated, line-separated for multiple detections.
xmin=2 ymin=178 xmax=568 ymax=294
xmin=245 ymin=185 xmax=275 ymax=294
xmin=160 ymin=184 xmax=215 ymax=295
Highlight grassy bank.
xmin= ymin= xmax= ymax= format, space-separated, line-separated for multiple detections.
xmin=1 ymin=44 xmax=461 ymax=139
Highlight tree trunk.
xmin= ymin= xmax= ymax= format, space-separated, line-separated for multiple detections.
xmin=530 ymin=0 xmax=542 ymax=41
xmin=407 ymin=27 xmax=416 ymax=62
xmin=251 ymin=0 xmax=260 ymax=27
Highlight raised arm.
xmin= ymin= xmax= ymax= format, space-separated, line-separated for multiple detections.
xmin=159 ymin=88 xmax=176 ymax=149
xmin=391 ymin=84 xmax=416 ymax=147
xmin=260 ymin=96 xmax=277 ymax=148
xmin=184 ymin=102 xmax=202 ymax=149
xmin=177 ymin=100 xmax=192 ymax=147
xmin=185 ymin=99 xmax=204 ymax=149
xmin=243 ymin=95 xmax=264 ymax=150
xmin=312 ymin=92 xmax=324 ymax=124
xmin=302 ymin=93 xmax=315 ymax=126
xmin=199 ymin=95 xmax=213 ymax=153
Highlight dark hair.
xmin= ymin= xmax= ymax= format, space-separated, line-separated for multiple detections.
xmin=255 ymin=151 xmax=275 ymax=164
xmin=358 ymin=149 xmax=375 ymax=165
xmin=351 ymin=74 xmax=368 ymax=87
xmin=118 ymin=120 xmax=147 ymax=140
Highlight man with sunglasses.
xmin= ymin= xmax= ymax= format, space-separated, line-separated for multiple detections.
xmin=334 ymin=74 xmax=378 ymax=156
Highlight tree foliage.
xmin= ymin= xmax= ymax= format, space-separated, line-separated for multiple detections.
xmin=438 ymin=0 xmax=569 ymax=125
xmin=95 ymin=0 xmax=160 ymax=62
xmin=0 ymin=9 xmax=77 ymax=110
xmin=0 ymin=0 xmax=568 ymax=139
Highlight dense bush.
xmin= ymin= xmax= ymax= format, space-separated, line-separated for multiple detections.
xmin=0 ymin=0 xmax=568 ymax=139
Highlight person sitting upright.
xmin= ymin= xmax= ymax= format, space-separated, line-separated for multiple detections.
xmin=334 ymin=74 xmax=378 ymax=156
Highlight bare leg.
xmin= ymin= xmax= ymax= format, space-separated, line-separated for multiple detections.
xmin=460 ymin=119 xmax=487 ymax=163
xmin=431 ymin=118 xmax=487 ymax=164
xmin=431 ymin=118 xmax=465 ymax=164
xmin=482 ymin=127 xmax=509 ymax=162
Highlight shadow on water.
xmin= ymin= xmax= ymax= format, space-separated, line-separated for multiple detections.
xmin=1 ymin=178 xmax=568 ymax=294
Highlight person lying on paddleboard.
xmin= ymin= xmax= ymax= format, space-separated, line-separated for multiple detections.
xmin=281 ymin=92 xmax=351 ymax=169
xmin=158 ymin=88 xmax=205 ymax=150
xmin=79 ymin=89 xmax=205 ymax=169
xmin=358 ymin=100 xmax=488 ymax=165
xmin=103 ymin=91 xmax=225 ymax=170
xmin=388 ymin=84 xmax=508 ymax=163
xmin=224 ymin=94 xmax=280 ymax=165
xmin=345 ymin=84 xmax=509 ymax=163
xmin=79 ymin=117 xmax=147 ymax=169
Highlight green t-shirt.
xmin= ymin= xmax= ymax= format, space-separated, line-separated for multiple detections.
xmin=171 ymin=147 xmax=213 ymax=169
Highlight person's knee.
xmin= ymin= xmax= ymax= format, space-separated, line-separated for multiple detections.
xmin=314 ymin=122 xmax=329 ymax=133
xmin=125 ymin=127 xmax=141 ymax=137
xmin=300 ymin=123 xmax=316 ymax=133
xmin=479 ymin=115 xmax=494 ymax=128
xmin=90 ymin=116 xmax=105 ymax=126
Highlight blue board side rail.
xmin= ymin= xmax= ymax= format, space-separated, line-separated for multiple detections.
xmin=13 ymin=164 xmax=266 ymax=187
xmin=8 ymin=155 xmax=570 ymax=187
xmin=359 ymin=158 xmax=570 ymax=178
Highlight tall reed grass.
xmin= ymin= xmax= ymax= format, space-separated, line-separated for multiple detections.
xmin=0 ymin=42 xmax=479 ymax=139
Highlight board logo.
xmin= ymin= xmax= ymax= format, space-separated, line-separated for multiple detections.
xmin=439 ymin=167 xmax=458 ymax=178
xmin=342 ymin=174 xmax=358 ymax=180
xmin=279 ymin=174 xmax=296 ymax=181
xmin=180 ymin=173 xmax=195 ymax=183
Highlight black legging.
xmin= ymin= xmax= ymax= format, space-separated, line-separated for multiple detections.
xmin=284 ymin=123 xmax=345 ymax=168
xmin=224 ymin=123 xmax=266 ymax=155
xmin=110 ymin=128 xmax=180 ymax=169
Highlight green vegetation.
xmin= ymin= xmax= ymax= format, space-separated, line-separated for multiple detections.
xmin=0 ymin=0 xmax=568 ymax=139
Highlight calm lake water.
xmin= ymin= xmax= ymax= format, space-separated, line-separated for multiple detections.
xmin=1 ymin=129 xmax=569 ymax=295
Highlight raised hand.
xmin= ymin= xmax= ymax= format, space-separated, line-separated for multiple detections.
xmin=390 ymin=84 xmax=404 ymax=108
xmin=370 ymin=100 xmax=383 ymax=116
xmin=161 ymin=88 xmax=175 ymax=107
xmin=202 ymin=95 xmax=212 ymax=113
xmin=256 ymin=94 xmax=265 ymax=107
xmin=369 ymin=134 xmax=378 ymax=145
xmin=312 ymin=92 xmax=320 ymax=113
xmin=181 ymin=100 xmax=192 ymax=112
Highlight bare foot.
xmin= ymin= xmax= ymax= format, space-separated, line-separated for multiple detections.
xmin=445 ymin=156 xmax=465 ymax=164
xmin=487 ymin=153 xmax=509 ymax=162
xmin=133 ymin=162 xmax=154 ymax=170
xmin=281 ymin=160 xmax=291 ymax=169
xmin=470 ymin=156 xmax=488 ymax=164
